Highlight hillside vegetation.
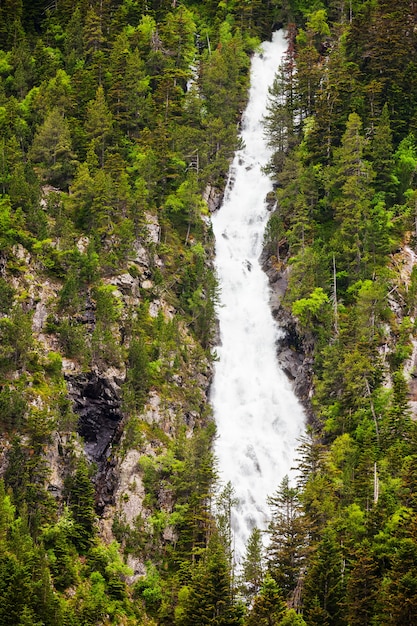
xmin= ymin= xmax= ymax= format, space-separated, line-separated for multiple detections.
xmin=0 ymin=0 xmax=417 ymax=625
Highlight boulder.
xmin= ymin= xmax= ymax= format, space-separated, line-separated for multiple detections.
xmin=203 ymin=184 xmax=224 ymax=213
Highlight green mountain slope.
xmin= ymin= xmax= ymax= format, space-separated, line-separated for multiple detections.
xmin=1 ymin=1 xmax=417 ymax=624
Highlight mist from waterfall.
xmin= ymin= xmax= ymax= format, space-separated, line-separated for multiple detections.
xmin=210 ymin=30 xmax=306 ymax=563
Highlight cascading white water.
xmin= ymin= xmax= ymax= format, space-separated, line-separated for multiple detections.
xmin=210 ymin=30 xmax=305 ymax=562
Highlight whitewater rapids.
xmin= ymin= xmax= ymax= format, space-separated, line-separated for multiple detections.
xmin=210 ymin=30 xmax=305 ymax=563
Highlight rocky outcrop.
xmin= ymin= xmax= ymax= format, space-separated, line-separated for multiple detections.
xmin=405 ymin=339 xmax=417 ymax=419
xmin=1 ymin=202 xmax=215 ymax=560
xmin=65 ymin=369 xmax=125 ymax=464
xmin=275 ymin=313 xmax=314 ymax=411
xmin=391 ymin=245 xmax=417 ymax=420
xmin=64 ymin=368 xmax=127 ymax=512
xmin=203 ymin=184 xmax=224 ymax=213
xmin=262 ymin=252 xmax=314 ymax=418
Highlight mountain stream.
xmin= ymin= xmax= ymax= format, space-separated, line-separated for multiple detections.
xmin=210 ymin=30 xmax=306 ymax=563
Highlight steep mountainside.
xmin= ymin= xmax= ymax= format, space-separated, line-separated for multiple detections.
xmin=2 ymin=1 xmax=417 ymax=625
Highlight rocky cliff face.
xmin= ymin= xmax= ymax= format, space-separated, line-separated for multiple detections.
xmin=0 ymin=203 xmax=214 ymax=567
xmin=261 ymin=251 xmax=315 ymax=419
xmin=262 ymin=234 xmax=417 ymax=425
xmin=66 ymin=369 xmax=124 ymax=464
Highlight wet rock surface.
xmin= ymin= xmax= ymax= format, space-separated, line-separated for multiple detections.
xmin=203 ymin=184 xmax=224 ymax=213
xmin=276 ymin=316 xmax=314 ymax=409
xmin=66 ymin=370 xmax=124 ymax=464
xmin=65 ymin=370 xmax=126 ymax=512
xmin=261 ymin=252 xmax=314 ymax=419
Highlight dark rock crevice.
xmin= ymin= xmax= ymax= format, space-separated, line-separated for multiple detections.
xmin=66 ymin=370 xmax=124 ymax=463
xmin=65 ymin=370 xmax=125 ymax=511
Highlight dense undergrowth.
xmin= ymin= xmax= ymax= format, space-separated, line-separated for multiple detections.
xmin=1 ymin=0 xmax=417 ymax=624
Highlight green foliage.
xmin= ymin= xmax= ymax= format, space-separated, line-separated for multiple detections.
xmin=257 ymin=8 xmax=417 ymax=624
xmin=267 ymin=476 xmax=306 ymax=598
xmin=0 ymin=384 xmax=26 ymax=431
xmin=0 ymin=305 xmax=33 ymax=373
xmin=135 ymin=563 xmax=163 ymax=616
xmin=279 ymin=610 xmax=307 ymax=626
xmin=292 ymin=287 xmax=330 ymax=333
xmin=240 ymin=527 xmax=264 ymax=604
xmin=65 ymin=457 xmax=96 ymax=553
xmin=245 ymin=573 xmax=286 ymax=626
xmin=175 ymin=533 xmax=242 ymax=626
xmin=0 ymin=276 xmax=15 ymax=315
xmin=55 ymin=318 xmax=90 ymax=365
xmin=3 ymin=2 xmax=417 ymax=625
xmin=124 ymin=336 xmax=150 ymax=410
xmin=85 ymin=85 xmax=113 ymax=167
xmin=29 ymin=108 xmax=77 ymax=187
xmin=0 ymin=196 xmax=25 ymax=250
xmin=394 ymin=133 xmax=417 ymax=200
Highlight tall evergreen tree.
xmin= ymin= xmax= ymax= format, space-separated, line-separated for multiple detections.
xmin=85 ymin=85 xmax=113 ymax=167
xmin=328 ymin=112 xmax=375 ymax=277
xmin=368 ymin=102 xmax=396 ymax=201
xmin=240 ymin=527 xmax=264 ymax=605
xmin=176 ymin=533 xmax=242 ymax=626
xmin=245 ymin=573 xmax=286 ymax=626
xmin=266 ymin=476 xmax=306 ymax=599
xmin=66 ymin=457 xmax=96 ymax=553
xmin=29 ymin=108 xmax=77 ymax=187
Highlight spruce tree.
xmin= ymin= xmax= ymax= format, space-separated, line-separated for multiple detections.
xmin=266 ymin=476 xmax=306 ymax=599
xmin=176 ymin=533 xmax=242 ymax=626
xmin=66 ymin=457 xmax=96 ymax=553
xmin=245 ymin=573 xmax=286 ymax=626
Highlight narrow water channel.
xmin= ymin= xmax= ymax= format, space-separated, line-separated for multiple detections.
xmin=210 ymin=30 xmax=306 ymax=562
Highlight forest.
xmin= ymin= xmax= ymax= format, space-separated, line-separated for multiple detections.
xmin=0 ymin=0 xmax=417 ymax=624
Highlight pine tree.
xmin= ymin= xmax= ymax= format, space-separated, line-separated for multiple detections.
xmin=306 ymin=35 xmax=359 ymax=163
xmin=245 ymin=573 xmax=286 ymax=626
xmin=329 ymin=112 xmax=375 ymax=278
xmin=302 ymin=527 xmax=346 ymax=626
xmin=240 ymin=527 xmax=264 ymax=604
xmin=344 ymin=542 xmax=378 ymax=626
xmin=66 ymin=457 xmax=96 ymax=553
xmin=294 ymin=24 xmax=321 ymax=122
xmin=263 ymin=67 xmax=296 ymax=173
xmin=85 ymin=85 xmax=113 ymax=167
xmin=266 ymin=476 xmax=306 ymax=599
xmin=176 ymin=533 xmax=242 ymax=626
xmin=368 ymin=103 xmax=396 ymax=200
xmin=29 ymin=108 xmax=77 ymax=188
xmin=215 ymin=481 xmax=238 ymax=573
xmin=380 ymin=516 xmax=417 ymax=626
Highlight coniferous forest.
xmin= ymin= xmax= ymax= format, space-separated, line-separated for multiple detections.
xmin=1 ymin=0 xmax=417 ymax=624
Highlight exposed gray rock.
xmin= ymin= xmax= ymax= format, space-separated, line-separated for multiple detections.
xmin=126 ymin=555 xmax=146 ymax=584
xmin=163 ymin=525 xmax=178 ymax=543
xmin=65 ymin=369 xmax=127 ymax=513
xmin=40 ymin=185 xmax=61 ymax=210
xmin=0 ymin=253 xmax=6 ymax=277
xmin=145 ymin=212 xmax=160 ymax=244
xmin=113 ymin=273 xmax=136 ymax=292
xmin=33 ymin=300 xmax=48 ymax=332
xmin=12 ymin=244 xmax=31 ymax=264
xmin=45 ymin=433 xmax=83 ymax=500
xmin=131 ymin=240 xmax=149 ymax=267
xmin=203 ymin=184 xmax=224 ymax=213
xmin=262 ymin=252 xmax=314 ymax=418
xmin=265 ymin=191 xmax=276 ymax=211
xmin=76 ymin=236 xmax=90 ymax=254
xmin=276 ymin=326 xmax=314 ymax=407
xmin=74 ymin=293 xmax=96 ymax=327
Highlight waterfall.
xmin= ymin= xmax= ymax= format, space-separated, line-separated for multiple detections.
xmin=210 ymin=30 xmax=305 ymax=563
